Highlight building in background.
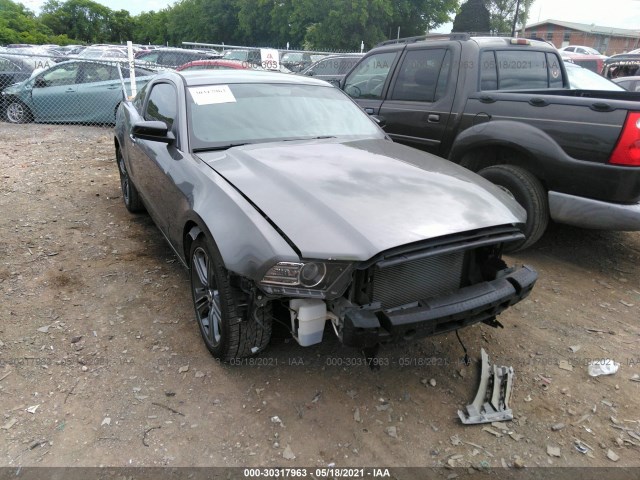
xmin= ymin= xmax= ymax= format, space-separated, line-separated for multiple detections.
xmin=524 ymin=19 xmax=640 ymax=55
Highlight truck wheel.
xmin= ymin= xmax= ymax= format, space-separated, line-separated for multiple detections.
xmin=478 ymin=165 xmax=548 ymax=252
xmin=189 ymin=235 xmax=272 ymax=361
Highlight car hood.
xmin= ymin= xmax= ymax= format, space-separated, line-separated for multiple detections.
xmin=198 ymin=138 xmax=525 ymax=260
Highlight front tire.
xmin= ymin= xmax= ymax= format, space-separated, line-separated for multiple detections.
xmin=189 ymin=235 xmax=272 ymax=361
xmin=117 ymin=148 xmax=145 ymax=213
xmin=478 ymin=165 xmax=549 ymax=252
xmin=5 ymin=100 xmax=32 ymax=124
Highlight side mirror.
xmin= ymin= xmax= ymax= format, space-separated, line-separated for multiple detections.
xmin=33 ymin=77 xmax=47 ymax=88
xmin=305 ymin=70 xmax=315 ymax=76
xmin=132 ymin=120 xmax=175 ymax=144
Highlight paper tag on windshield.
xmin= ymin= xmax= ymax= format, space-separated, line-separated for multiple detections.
xmin=189 ymin=85 xmax=236 ymax=105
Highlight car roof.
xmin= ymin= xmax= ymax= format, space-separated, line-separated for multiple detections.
xmin=371 ymin=35 xmax=556 ymax=53
xmin=176 ymin=59 xmax=250 ymax=70
xmin=170 ymin=69 xmax=334 ymax=87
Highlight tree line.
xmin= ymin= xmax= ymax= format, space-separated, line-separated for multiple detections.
xmin=1 ymin=0 xmax=530 ymax=51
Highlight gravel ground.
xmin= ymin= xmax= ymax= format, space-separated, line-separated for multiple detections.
xmin=0 ymin=123 xmax=639 ymax=473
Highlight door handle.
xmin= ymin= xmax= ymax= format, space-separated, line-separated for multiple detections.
xmin=107 ymin=86 xmax=119 ymax=90
xmin=427 ymin=114 xmax=440 ymax=123
xmin=65 ymin=88 xmax=75 ymax=93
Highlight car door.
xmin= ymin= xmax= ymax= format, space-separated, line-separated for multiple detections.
xmin=343 ymin=50 xmax=400 ymax=115
xmin=128 ymin=82 xmax=180 ymax=235
xmin=377 ymin=45 xmax=458 ymax=155
xmin=74 ymin=62 xmax=120 ymax=123
xmin=30 ymin=62 xmax=80 ymax=121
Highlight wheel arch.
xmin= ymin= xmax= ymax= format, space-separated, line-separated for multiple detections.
xmin=448 ymin=120 xmax=566 ymax=192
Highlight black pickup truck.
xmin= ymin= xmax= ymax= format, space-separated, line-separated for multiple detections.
xmin=341 ymin=35 xmax=640 ymax=250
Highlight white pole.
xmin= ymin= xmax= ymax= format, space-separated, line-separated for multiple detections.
xmin=127 ymin=40 xmax=137 ymax=99
xmin=360 ymin=41 xmax=364 ymax=53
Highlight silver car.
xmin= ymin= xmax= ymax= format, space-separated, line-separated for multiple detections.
xmin=114 ymin=70 xmax=537 ymax=361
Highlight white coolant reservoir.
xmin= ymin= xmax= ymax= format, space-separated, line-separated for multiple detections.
xmin=290 ymin=299 xmax=327 ymax=346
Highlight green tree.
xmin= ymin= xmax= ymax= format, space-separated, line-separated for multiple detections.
xmin=389 ymin=0 xmax=459 ymax=38
xmin=301 ymin=0 xmax=393 ymax=51
xmin=165 ymin=0 xmax=241 ymax=46
xmin=39 ymin=0 xmax=129 ymax=43
xmin=0 ymin=0 xmax=53 ymax=44
xmin=486 ymin=0 xmax=534 ymax=34
xmin=452 ymin=0 xmax=490 ymax=33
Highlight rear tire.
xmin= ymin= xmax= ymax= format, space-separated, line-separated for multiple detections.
xmin=189 ymin=235 xmax=272 ymax=361
xmin=478 ymin=165 xmax=548 ymax=252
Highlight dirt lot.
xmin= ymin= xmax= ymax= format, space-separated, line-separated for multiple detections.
xmin=0 ymin=123 xmax=639 ymax=472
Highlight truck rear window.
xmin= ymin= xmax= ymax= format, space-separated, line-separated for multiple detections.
xmin=481 ymin=51 xmax=564 ymax=90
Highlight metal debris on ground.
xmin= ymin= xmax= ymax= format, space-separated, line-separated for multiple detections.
xmin=587 ymin=359 xmax=620 ymax=377
xmin=458 ymin=348 xmax=514 ymax=424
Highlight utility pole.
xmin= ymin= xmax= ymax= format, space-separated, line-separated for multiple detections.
xmin=511 ymin=0 xmax=521 ymax=37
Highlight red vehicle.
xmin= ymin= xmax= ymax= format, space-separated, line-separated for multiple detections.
xmin=560 ymin=53 xmax=605 ymax=73
xmin=176 ymin=59 xmax=255 ymax=71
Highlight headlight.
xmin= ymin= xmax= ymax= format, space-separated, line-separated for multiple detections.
xmin=259 ymin=261 xmax=352 ymax=299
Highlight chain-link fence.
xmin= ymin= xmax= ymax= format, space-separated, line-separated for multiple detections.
xmin=1 ymin=43 xmax=347 ymax=127
xmin=0 ymin=49 xmax=150 ymax=127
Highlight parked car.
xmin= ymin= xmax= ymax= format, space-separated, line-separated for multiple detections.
xmin=601 ymin=54 xmax=640 ymax=79
xmin=280 ymin=51 xmax=312 ymax=72
xmin=135 ymin=47 xmax=221 ymax=69
xmin=341 ymin=34 xmax=640 ymax=251
xmin=114 ymin=70 xmax=537 ymax=361
xmin=300 ymin=54 xmax=364 ymax=84
xmin=559 ymin=45 xmax=606 ymax=57
xmin=559 ymin=52 xmax=605 ymax=73
xmin=564 ymin=62 xmax=624 ymax=90
xmin=0 ymin=54 xmax=53 ymax=90
xmin=221 ymin=49 xmax=262 ymax=66
xmin=613 ymin=76 xmax=640 ymax=91
xmin=1 ymin=60 xmax=154 ymax=124
xmin=176 ymin=59 xmax=254 ymax=71
xmin=176 ymin=58 xmax=291 ymax=73
xmin=78 ymin=46 xmax=128 ymax=61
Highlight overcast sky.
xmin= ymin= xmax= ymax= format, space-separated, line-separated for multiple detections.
xmin=18 ymin=0 xmax=640 ymax=31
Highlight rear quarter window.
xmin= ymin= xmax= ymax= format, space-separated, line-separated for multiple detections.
xmin=480 ymin=50 xmax=565 ymax=90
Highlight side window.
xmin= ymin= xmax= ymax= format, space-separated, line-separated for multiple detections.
xmin=546 ymin=53 xmax=563 ymax=88
xmin=390 ymin=49 xmax=448 ymax=102
xmin=78 ymin=63 xmax=112 ymax=84
xmin=145 ymin=83 xmax=177 ymax=130
xmin=434 ymin=50 xmax=451 ymax=101
xmin=132 ymin=82 xmax=148 ymax=113
xmin=339 ymin=58 xmax=360 ymax=74
xmin=0 ymin=57 xmax=20 ymax=72
xmin=480 ymin=51 xmax=498 ymax=90
xmin=315 ymin=58 xmax=342 ymax=75
xmin=344 ymin=51 xmax=397 ymax=99
xmin=40 ymin=63 xmax=79 ymax=87
xmin=495 ymin=51 xmax=548 ymax=90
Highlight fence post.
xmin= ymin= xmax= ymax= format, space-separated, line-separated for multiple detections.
xmin=127 ymin=41 xmax=137 ymax=99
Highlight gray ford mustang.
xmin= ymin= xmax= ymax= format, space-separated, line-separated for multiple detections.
xmin=114 ymin=70 xmax=537 ymax=361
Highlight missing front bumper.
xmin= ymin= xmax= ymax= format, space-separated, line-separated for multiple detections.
xmin=340 ymin=265 xmax=537 ymax=348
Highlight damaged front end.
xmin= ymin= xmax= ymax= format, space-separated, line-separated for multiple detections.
xmin=259 ymin=225 xmax=537 ymax=350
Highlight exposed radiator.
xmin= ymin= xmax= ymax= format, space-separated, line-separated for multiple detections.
xmin=371 ymin=252 xmax=465 ymax=309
